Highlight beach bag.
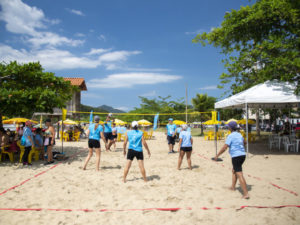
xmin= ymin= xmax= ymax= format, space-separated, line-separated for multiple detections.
xmin=20 ymin=135 xmax=26 ymax=146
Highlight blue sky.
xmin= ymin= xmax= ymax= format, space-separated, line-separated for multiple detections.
xmin=0 ymin=0 xmax=250 ymax=111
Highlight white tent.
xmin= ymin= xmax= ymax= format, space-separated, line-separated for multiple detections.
xmin=215 ymin=80 xmax=300 ymax=155
xmin=215 ymin=80 xmax=300 ymax=109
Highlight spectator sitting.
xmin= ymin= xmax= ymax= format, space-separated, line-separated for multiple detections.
xmin=34 ymin=128 xmax=44 ymax=160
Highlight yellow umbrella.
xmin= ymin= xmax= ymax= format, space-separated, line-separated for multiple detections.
xmin=2 ymin=116 xmax=7 ymax=120
xmin=225 ymin=119 xmax=238 ymax=124
xmin=114 ymin=119 xmax=127 ymax=126
xmin=238 ymin=119 xmax=256 ymax=125
xmin=58 ymin=119 xmax=78 ymax=125
xmin=203 ymin=120 xmax=221 ymax=125
xmin=173 ymin=120 xmax=186 ymax=125
xmin=137 ymin=119 xmax=153 ymax=126
xmin=2 ymin=118 xmax=38 ymax=124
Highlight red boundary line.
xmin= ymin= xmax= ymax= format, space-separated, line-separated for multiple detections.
xmin=0 ymin=149 xmax=86 ymax=197
xmin=0 ymin=205 xmax=299 ymax=213
xmin=197 ymin=153 xmax=298 ymax=196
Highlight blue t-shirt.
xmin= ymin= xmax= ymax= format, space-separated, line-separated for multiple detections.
xmin=176 ymin=127 xmax=182 ymax=134
xmin=166 ymin=124 xmax=177 ymax=136
xmin=104 ymin=121 xmax=112 ymax=133
xmin=225 ymin=132 xmax=246 ymax=158
xmin=127 ymin=130 xmax=143 ymax=152
xmin=34 ymin=134 xmax=43 ymax=147
xmin=179 ymin=131 xmax=192 ymax=147
xmin=89 ymin=123 xmax=103 ymax=140
xmin=112 ymin=127 xmax=117 ymax=134
xmin=23 ymin=127 xmax=33 ymax=147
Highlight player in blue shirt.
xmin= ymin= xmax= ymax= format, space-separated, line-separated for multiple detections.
xmin=123 ymin=121 xmax=151 ymax=183
xmin=214 ymin=121 xmax=249 ymax=199
xmin=22 ymin=121 xmax=35 ymax=166
xmin=104 ymin=113 xmax=115 ymax=151
xmin=166 ymin=118 xmax=177 ymax=153
xmin=83 ymin=116 xmax=106 ymax=171
xmin=177 ymin=124 xmax=193 ymax=170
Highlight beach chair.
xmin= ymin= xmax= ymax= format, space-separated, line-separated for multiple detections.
xmin=17 ymin=141 xmax=38 ymax=163
xmin=60 ymin=132 xmax=69 ymax=142
xmin=268 ymin=135 xmax=279 ymax=150
xmin=0 ymin=145 xmax=14 ymax=162
xmin=282 ymin=136 xmax=296 ymax=152
xmin=148 ymin=130 xmax=153 ymax=140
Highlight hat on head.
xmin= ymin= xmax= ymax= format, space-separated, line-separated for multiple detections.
xmin=168 ymin=118 xmax=173 ymax=121
xmin=227 ymin=121 xmax=237 ymax=130
xmin=131 ymin=121 xmax=138 ymax=128
xmin=94 ymin=116 xmax=100 ymax=122
xmin=181 ymin=124 xmax=188 ymax=130
xmin=25 ymin=120 xmax=32 ymax=126
xmin=45 ymin=118 xmax=51 ymax=123
xmin=108 ymin=113 xmax=113 ymax=117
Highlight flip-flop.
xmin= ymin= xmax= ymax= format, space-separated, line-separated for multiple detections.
xmin=168 ymin=151 xmax=173 ymax=154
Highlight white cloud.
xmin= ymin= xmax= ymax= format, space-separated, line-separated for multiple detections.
xmin=75 ymin=33 xmax=85 ymax=37
xmin=123 ymin=67 xmax=171 ymax=72
xmin=185 ymin=27 xmax=215 ymax=35
xmin=99 ymin=51 xmax=141 ymax=62
xmin=199 ymin=85 xmax=218 ymax=90
xmin=140 ymin=90 xmax=157 ymax=97
xmin=115 ymin=106 xmax=129 ymax=112
xmin=66 ymin=8 xmax=85 ymax=16
xmin=82 ymin=92 xmax=103 ymax=99
xmin=84 ymin=48 xmax=111 ymax=56
xmin=87 ymin=73 xmax=182 ymax=88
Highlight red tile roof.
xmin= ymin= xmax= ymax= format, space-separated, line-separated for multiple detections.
xmin=63 ymin=78 xmax=87 ymax=91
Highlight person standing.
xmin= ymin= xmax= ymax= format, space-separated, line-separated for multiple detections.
xmin=104 ymin=113 xmax=115 ymax=151
xmin=123 ymin=121 xmax=151 ymax=183
xmin=177 ymin=124 xmax=193 ymax=170
xmin=214 ymin=121 xmax=249 ymax=199
xmin=83 ymin=116 xmax=106 ymax=171
xmin=112 ymin=123 xmax=118 ymax=151
xmin=22 ymin=121 xmax=35 ymax=166
xmin=166 ymin=118 xmax=177 ymax=153
xmin=44 ymin=118 xmax=56 ymax=165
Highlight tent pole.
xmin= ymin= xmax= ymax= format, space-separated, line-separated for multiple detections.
xmin=245 ymin=103 xmax=249 ymax=157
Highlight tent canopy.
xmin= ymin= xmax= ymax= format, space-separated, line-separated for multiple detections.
xmin=215 ymin=80 xmax=300 ymax=109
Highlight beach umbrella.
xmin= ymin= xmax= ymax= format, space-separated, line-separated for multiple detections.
xmin=137 ymin=119 xmax=153 ymax=126
xmin=173 ymin=120 xmax=186 ymax=125
xmin=238 ymin=119 xmax=256 ymax=125
xmin=203 ymin=120 xmax=221 ymax=125
xmin=225 ymin=119 xmax=238 ymax=124
xmin=58 ymin=119 xmax=78 ymax=125
xmin=114 ymin=119 xmax=127 ymax=126
xmin=2 ymin=118 xmax=38 ymax=124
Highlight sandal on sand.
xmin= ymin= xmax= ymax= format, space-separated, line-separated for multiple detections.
xmin=44 ymin=161 xmax=54 ymax=165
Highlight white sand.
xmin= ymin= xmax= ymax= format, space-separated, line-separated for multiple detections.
xmin=0 ymin=132 xmax=299 ymax=225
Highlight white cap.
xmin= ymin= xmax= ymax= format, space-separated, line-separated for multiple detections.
xmin=108 ymin=113 xmax=113 ymax=117
xmin=131 ymin=121 xmax=138 ymax=128
xmin=181 ymin=124 xmax=188 ymax=130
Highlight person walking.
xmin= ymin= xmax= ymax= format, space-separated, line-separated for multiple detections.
xmin=104 ymin=113 xmax=115 ymax=151
xmin=83 ymin=116 xmax=106 ymax=171
xmin=214 ymin=121 xmax=250 ymax=199
xmin=177 ymin=124 xmax=193 ymax=170
xmin=123 ymin=121 xmax=151 ymax=183
xmin=44 ymin=119 xmax=55 ymax=165
xmin=166 ymin=118 xmax=177 ymax=153
xmin=22 ymin=121 xmax=35 ymax=166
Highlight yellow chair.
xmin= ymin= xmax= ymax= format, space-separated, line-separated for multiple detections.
xmin=73 ymin=132 xmax=80 ymax=141
xmin=117 ymin=133 xmax=126 ymax=142
xmin=60 ymin=132 xmax=69 ymax=141
xmin=0 ymin=145 xmax=14 ymax=162
xmin=147 ymin=130 xmax=153 ymax=140
xmin=17 ymin=141 xmax=39 ymax=163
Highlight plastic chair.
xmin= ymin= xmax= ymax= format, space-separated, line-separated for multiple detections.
xmin=282 ymin=136 xmax=296 ymax=152
xmin=17 ymin=141 xmax=38 ymax=163
xmin=73 ymin=132 xmax=80 ymax=141
xmin=269 ymin=135 xmax=279 ymax=150
xmin=0 ymin=145 xmax=14 ymax=162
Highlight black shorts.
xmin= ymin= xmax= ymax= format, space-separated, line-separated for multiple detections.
xmin=167 ymin=135 xmax=175 ymax=145
xmin=104 ymin=132 xmax=114 ymax=141
xmin=127 ymin=149 xmax=144 ymax=161
xmin=180 ymin=147 xmax=192 ymax=152
xmin=112 ymin=134 xmax=118 ymax=139
xmin=232 ymin=155 xmax=246 ymax=172
xmin=88 ymin=139 xmax=100 ymax=148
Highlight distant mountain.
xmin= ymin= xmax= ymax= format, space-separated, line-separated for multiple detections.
xmin=80 ymin=104 xmax=125 ymax=114
xmin=98 ymin=105 xmax=125 ymax=113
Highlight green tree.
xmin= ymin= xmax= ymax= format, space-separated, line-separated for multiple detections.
xmin=191 ymin=93 xmax=216 ymax=121
xmin=193 ymin=0 xmax=300 ymax=94
xmin=0 ymin=61 xmax=77 ymax=126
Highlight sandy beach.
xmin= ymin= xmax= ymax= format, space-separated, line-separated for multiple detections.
xmin=0 ymin=131 xmax=299 ymax=225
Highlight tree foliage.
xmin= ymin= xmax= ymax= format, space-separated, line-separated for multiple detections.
xmin=193 ymin=0 xmax=300 ymax=95
xmin=191 ymin=93 xmax=216 ymax=121
xmin=0 ymin=61 xmax=77 ymax=123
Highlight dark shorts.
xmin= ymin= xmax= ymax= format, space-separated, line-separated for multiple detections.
xmin=88 ymin=139 xmax=100 ymax=148
xmin=112 ymin=134 xmax=118 ymax=139
xmin=232 ymin=155 xmax=246 ymax=172
xmin=45 ymin=138 xmax=55 ymax=147
xmin=104 ymin=132 xmax=114 ymax=141
xmin=127 ymin=149 xmax=144 ymax=161
xmin=167 ymin=135 xmax=175 ymax=145
xmin=180 ymin=147 xmax=193 ymax=152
